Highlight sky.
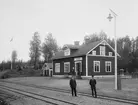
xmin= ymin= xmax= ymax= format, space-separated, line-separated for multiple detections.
xmin=0 ymin=0 xmax=138 ymax=62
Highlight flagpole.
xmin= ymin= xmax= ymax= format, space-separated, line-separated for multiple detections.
xmin=10 ymin=37 xmax=13 ymax=70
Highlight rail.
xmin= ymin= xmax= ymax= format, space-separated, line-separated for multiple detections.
xmin=0 ymin=80 xmax=138 ymax=105
xmin=0 ymin=84 xmax=77 ymax=105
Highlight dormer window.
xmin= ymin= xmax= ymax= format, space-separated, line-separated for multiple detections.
xmin=64 ymin=48 xmax=70 ymax=56
xmin=92 ymin=50 xmax=96 ymax=55
xmin=100 ymin=46 xmax=105 ymax=56
xmin=109 ymin=52 xmax=112 ymax=56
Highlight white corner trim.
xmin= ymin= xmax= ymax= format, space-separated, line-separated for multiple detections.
xmin=86 ymin=55 xmax=88 ymax=76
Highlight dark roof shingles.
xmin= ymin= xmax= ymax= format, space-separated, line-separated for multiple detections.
xmin=52 ymin=40 xmax=102 ymax=60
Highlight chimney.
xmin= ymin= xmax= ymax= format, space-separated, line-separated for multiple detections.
xmin=84 ymin=36 xmax=90 ymax=44
xmin=74 ymin=41 xmax=80 ymax=46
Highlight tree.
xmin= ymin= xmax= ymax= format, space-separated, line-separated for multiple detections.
xmin=0 ymin=61 xmax=5 ymax=71
xmin=83 ymin=33 xmax=99 ymax=44
xmin=83 ymin=31 xmax=109 ymax=44
xmin=99 ymin=31 xmax=108 ymax=40
xmin=29 ymin=32 xmax=41 ymax=69
xmin=42 ymin=32 xmax=59 ymax=62
xmin=135 ymin=36 xmax=138 ymax=50
xmin=11 ymin=50 xmax=17 ymax=63
xmin=83 ymin=31 xmax=138 ymax=73
xmin=11 ymin=50 xmax=17 ymax=69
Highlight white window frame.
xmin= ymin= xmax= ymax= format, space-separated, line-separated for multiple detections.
xmin=64 ymin=62 xmax=70 ymax=73
xmin=109 ymin=52 xmax=112 ymax=56
xmin=93 ymin=61 xmax=100 ymax=72
xmin=105 ymin=61 xmax=112 ymax=72
xmin=100 ymin=46 xmax=105 ymax=56
xmin=64 ymin=48 xmax=70 ymax=56
xmin=55 ymin=63 xmax=60 ymax=73
xmin=92 ymin=50 xmax=96 ymax=55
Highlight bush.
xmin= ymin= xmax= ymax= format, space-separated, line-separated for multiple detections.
xmin=0 ymin=68 xmax=42 ymax=78
xmin=0 ymin=70 xmax=10 ymax=79
xmin=28 ymin=69 xmax=35 ymax=76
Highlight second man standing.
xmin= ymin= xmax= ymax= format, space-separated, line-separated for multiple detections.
xmin=69 ymin=75 xmax=77 ymax=96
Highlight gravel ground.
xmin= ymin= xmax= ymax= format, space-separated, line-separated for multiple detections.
xmin=0 ymin=88 xmax=50 ymax=105
xmin=4 ymin=77 xmax=138 ymax=101
xmin=0 ymin=81 xmax=134 ymax=105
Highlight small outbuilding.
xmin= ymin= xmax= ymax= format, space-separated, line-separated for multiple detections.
xmin=42 ymin=63 xmax=53 ymax=76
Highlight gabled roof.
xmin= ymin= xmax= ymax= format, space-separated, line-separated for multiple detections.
xmin=47 ymin=63 xmax=53 ymax=68
xmin=43 ymin=63 xmax=53 ymax=68
xmin=52 ymin=40 xmax=103 ymax=60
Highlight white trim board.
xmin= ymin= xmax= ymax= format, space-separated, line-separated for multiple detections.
xmin=87 ymin=54 xmax=114 ymax=57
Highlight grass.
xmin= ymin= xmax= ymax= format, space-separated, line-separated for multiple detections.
xmin=0 ymin=69 xmax=42 ymax=79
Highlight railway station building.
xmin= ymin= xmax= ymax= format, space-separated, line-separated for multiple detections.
xmin=52 ymin=40 xmax=120 ymax=78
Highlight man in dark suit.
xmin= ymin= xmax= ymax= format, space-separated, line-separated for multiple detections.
xmin=89 ymin=75 xmax=97 ymax=98
xmin=69 ymin=75 xmax=77 ymax=96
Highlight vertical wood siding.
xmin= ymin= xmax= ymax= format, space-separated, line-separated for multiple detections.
xmin=53 ymin=56 xmax=86 ymax=76
xmin=88 ymin=56 xmax=115 ymax=76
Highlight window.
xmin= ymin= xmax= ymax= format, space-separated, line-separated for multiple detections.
xmin=105 ymin=61 xmax=111 ymax=72
xmin=92 ymin=50 xmax=96 ymax=55
xmin=100 ymin=46 xmax=105 ymax=56
xmin=55 ymin=63 xmax=60 ymax=73
xmin=93 ymin=61 xmax=100 ymax=72
xmin=64 ymin=62 xmax=70 ymax=73
xmin=64 ymin=48 xmax=70 ymax=56
xmin=109 ymin=52 xmax=112 ymax=56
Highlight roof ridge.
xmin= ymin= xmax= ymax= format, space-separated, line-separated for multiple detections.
xmin=52 ymin=40 xmax=104 ymax=60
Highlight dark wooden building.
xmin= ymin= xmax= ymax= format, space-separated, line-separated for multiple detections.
xmin=52 ymin=40 xmax=120 ymax=77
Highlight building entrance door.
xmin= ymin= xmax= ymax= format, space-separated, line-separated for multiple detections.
xmin=75 ymin=61 xmax=82 ymax=76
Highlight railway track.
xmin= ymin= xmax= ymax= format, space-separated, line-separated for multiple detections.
xmin=0 ymin=84 xmax=77 ymax=105
xmin=0 ymin=80 xmax=138 ymax=105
